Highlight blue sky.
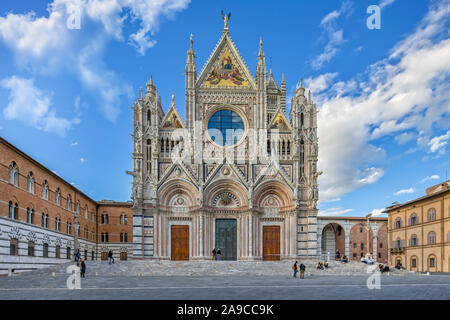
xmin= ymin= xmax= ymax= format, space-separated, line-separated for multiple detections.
xmin=0 ymin=0 xmax=449 ymax=217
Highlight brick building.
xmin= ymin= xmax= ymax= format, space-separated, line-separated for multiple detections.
xmin=0 ymin=137 xmax=132 ymax=274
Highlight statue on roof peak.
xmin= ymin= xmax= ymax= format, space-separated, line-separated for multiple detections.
xmin=221 ymin=10 xmax=231 ymax=29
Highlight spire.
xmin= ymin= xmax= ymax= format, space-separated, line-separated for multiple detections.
xmin=146 ymin=75 xmax=155 ymax=95
xmin=308 ymin=90 xmax=312 ymax=103
xmin=258 ymin=37 xmax=264 ymax=57
xmin=281 ymin=73 xmax=286 ymax=113
xmin=171 ymin=94 xmax=175 ymax=107
xmin=190 ymin=33 xmax=193 ymax=50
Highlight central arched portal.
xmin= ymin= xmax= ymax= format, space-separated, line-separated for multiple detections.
xmin=215 ymin=219 xmax=237 ymax=260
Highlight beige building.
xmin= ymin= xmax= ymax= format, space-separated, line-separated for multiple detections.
xmin=385 ymin=181 xmax=450 ymax=272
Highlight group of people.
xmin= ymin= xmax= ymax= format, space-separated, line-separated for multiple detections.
xmin=74 ymin=249 xmax=86 ymax=278
xmin=292 ymin=261 xmax=306 ymax=278
xmin=316 ymin=261 xmax=329 ymax=270
xmin=335 ymin=250 xmax=348 ymax=263
xmin=395 ymin=262 xmax=403 ymax=270
xmin=361 ymin=253 xmax=374 ymax=265
xmin=378 ymin=263 xmax=390 ymax=273
xmin=211 ymin=248 xmax=222 ymax=260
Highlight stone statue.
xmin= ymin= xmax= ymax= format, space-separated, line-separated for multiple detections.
xmin=221 ymin=10 xmax=231 ymax=29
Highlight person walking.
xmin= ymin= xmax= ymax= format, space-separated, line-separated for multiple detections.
xmin=108 ymin=250 xmax=115 ymax=265
xmin=212 ymin=248 xmax=217 ymax=260
xmin=216 ymin=248 xmax=221 ymax=261
xmin=299 ymin=262 xmax=306 ymax=279
xmin=292 ymin=261 xmax=298 ymax=278
xmin=80 ymin=259 xmax=86 ymax=278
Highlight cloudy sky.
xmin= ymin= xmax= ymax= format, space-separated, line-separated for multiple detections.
xmin=0 ymin=0 xmax=448 ymax=217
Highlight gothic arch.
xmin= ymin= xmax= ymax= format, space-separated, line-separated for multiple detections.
xmin=159 ymin=179 xmax=197 ymax=208
xmin=253 ymin=180 xmax=292 ymax=209
xmin=203 ymin=179 xmax=248 ymax=208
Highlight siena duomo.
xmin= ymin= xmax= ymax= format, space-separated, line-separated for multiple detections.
xmin=0 ymin=18 xmax=390 ymax=273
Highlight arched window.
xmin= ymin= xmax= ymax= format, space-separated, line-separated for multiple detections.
xmin=409 ymin=213 xmax=418 ymax=226
xmin=67 ymin=195 xmax=72 ymax=211
xmin=409 ymin=234 xmax=418 ymax=247
xmin=10 ymin=238 xmax=18 ymax=256
xmin=55 ymin=188 xmax=61 ymax=205
xmin=76 ymin=202 xmax=80 ymax=214
xmin=13 ymin=203 xmax=18 ymax=220
xmin=429 ymin=256 xmax=436 ymax=268
xmin=84 ymin=206 xmax=88 ymax=219
xmin=55 ymin=245 xmax=60 ymax=259
xmin=124 ymin=233 xmax=128 ymax=242
xmin=105 ymin=233 xmax=109 ymax=242
xmin=55 ymin=218 xmax=60 ymax=231
xmin=101 ymin=213 xmax=109 ymax=224
xmin=428 ymin=208 xmax=436 ymax=222
xmin=66 ymin=247 xmax=71 ymax=259
xmin=67 ymin=222 xmax=72 ymax=234
xmin=28 ymin=241 xmax=35 ymax=256
xmin=43 ymin=243 xmax=49 ymax=258
xmin=8 ymin=201 xmax=13 ymax=219
xmin=394 ymin=218 xmax=402 ymax=229
xmin=42 ymin=180 xmax=49 ymax=200
xmin=120 ymin=232 xmax=124 ymax=242
xmin=26 ymin=208 xmax=34 ymax=224
xmin=428 ymin=231 xmax=436 ymax=244
xmin=147 ymin=109 xmax=151 ymax=126
xmin=27 ymin=172 xmax=35 ymax=194
xmin=9 ymin=161 xmax=18 ymax=186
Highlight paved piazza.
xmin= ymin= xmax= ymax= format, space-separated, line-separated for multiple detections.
xmin=0 ymin=272 xmax=449 ymax=300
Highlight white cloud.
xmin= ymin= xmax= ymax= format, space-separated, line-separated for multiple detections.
xmin=0 ymin=76 xmax=77 ymax=135
xmin=379 ymin=0 xmax=396 ymax=9
xmin=369 ymin=208 xmax=386 ymax=217
xmin=395 ymin=187 xmax=414 ymax=195
xmin=0 ymin=0 xmax=190 ymax=122
xmin=318 ymin=207 xmax=353 ymax=217
xmin=304 ymin=73 xmax=338 ymax=93
xmin=394 ymin=132 xmax=415 ymax=145
xmin=420 ymin=174 xmax=440 ymax=183
xmin=71 ymin=141 xmax=79 ymax=147
xmin=428 ymin=130 xmax=450 ymax=154
xmin=312 ymin=1 xmax=351 ymax=70
xmin=312 ymin=0 xmax=450 ymax=201
xmin=80 ymin=157 xmax=87 ymax=164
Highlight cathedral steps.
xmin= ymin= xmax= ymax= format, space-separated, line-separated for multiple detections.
xmin=17 ymin=260 xmax=414 ymax=277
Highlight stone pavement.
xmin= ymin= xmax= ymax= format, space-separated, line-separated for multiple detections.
xmin=0 ymin=273 xmax=449 ymax=300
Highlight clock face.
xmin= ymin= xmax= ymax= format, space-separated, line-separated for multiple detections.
xmin=207 ymin=109 xmax=244 ymax=146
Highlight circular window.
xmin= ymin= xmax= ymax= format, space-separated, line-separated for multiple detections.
xmin=207 ymin=109 xmax=244 ymax=146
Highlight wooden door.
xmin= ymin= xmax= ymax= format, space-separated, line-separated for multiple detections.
xmin=120 ymin=252 xmax=128 ymax=261
xmin=263 ymin=226 xmax=280 ymax=261
xmin=101 ymin=252 xmax=108 ymax=261
xmin=171 ymin=225 xmax=189 ymax=260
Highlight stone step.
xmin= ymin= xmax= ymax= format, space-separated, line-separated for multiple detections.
xmin=18 ymin=260 xmax=412 ymax=277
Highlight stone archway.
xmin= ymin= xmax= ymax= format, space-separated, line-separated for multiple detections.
xmin=321 ymin=223 xmax=345 ymax=259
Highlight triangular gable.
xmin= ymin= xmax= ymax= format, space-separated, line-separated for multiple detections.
xmin=161 ymin=105 xmax=185 ymax=129
xmin=269 ymin=108 xmax=292 ymax=131
xmin=197 ymin=32 xmax=256 ymax=89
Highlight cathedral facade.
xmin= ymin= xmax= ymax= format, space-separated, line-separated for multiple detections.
xmin=130 ymin=19 xmax=319 ymax=261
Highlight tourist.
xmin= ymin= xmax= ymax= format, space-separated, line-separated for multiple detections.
xmin=299 ymin=262 xmax=306 ymax=279
xmin=108 ymin=250 xmax=115 ymax=264
xmin=341 ymin=255 xmax=348 ymax=263
xmin=216 ymin=248 xmax=222 ymax=261
xmin=316 ymin=262 xmax=323 ymax=270
xmin=335 ymin=249 xmax=341 ymax=260
xmin=292 ymin=261 xmax=298 ymax=278
xmin=212 ymin=248 xmax=216 ymax=260
xmin=74 ymin=249 xmax=81 ymax=263
xmin=80 ymin=259 xmax=86 ymax=278
xmin=324 ymin=262 xmax=329 ymax=270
